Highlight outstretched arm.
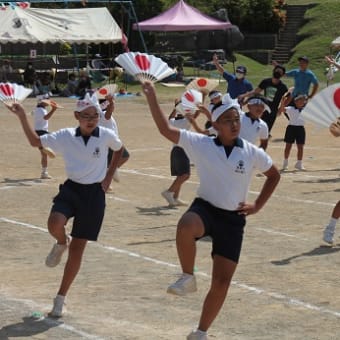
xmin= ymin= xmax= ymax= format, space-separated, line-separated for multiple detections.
xmin=142 ymin=82 xmax=180 ymax=144
xmin=104 ymin=94 xmax=115 ymax=120
xmin=325 ymin=55 xmax=340 ymax=70
xmin=44 ymin=105 xmax=57 ymax=120
xmin=6 ymin=103 xmax=42 ymax=148
xmin=212 ymin=53 xmax=225 ymax=75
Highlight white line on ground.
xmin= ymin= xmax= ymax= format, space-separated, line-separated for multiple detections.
xmin=1 ymin=217 xmax=340 ymax=319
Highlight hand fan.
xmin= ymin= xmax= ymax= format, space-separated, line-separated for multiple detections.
xmin=41 ymin=147 xmax=56 ymax=158
xmin=301 ymin=83 xmax=340 ymax=136
xmin=95 ymin=84 xmax=117 ymax=99
xmin=0 ymin=82 xmax=32 ymax=105
xmin=186 ymin=78 xmax=219 ymax=95
xmin=115 ymin=52 xmax=175 ymax=83
xmin=180 ymin=89 xmax=203 ymax=114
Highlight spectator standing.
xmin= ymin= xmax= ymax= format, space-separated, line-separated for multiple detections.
xmin=285 ymin=56 xmax=319 ymax=99
xmin=239 ymin=64 xmax=288 ymax=133
xmin=212 ymin=54 xmax=253 ymax=103
xmin=1 ymin=59 xmax=13 ymax=81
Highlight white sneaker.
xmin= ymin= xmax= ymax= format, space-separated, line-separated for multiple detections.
xmin=282 ymin=160 xmax=288 ymax=171
xmin=161 ymin=190 xmax=176 ymax=206
xmin=167 ymin=273 xmax=197 ymax=296
xmin=187 ymin=330 xmax=208 ymax=340
xmin=174 ymin=197 xmax=188 ymax=206
xmin=294 ymin=162 xmax=305 ymax=171
xmin=48 ymin=295 xmax=65 ymax=318
xmin=45 ymin=239 xmax=69 ymax=267
xmin=41 ymin=172 xmax=52 ymax=179
xmin=323 ymin=225 xmax=335 ymax=245
xmin=113 ymin=169 xmax=120 ymax=182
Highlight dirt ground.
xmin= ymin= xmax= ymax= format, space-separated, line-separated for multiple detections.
xmin=0 ymin=90 xmax=339 ymax=340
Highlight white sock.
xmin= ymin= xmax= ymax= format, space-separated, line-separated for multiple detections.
xmin=42 ymin=167 xmax=47 ymax=173
xmin=195 ymin=329 xmax=207 ymax=336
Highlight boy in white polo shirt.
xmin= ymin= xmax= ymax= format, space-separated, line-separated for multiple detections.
xmin=5 ymin=93 xmax=123 ymax=318
xmin=240 ymin=95 xmax=270 ymax=150
xmin=142 ymin=81 xmax=280 ymax=340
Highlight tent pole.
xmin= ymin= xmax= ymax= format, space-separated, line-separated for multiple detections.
xmin=128 ymin=2 xmax=147 ymax=53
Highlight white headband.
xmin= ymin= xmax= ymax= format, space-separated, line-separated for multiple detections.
xmin=209 ymin=91 xmax=222 ymax=100
xmin=75 ymin=92 xmax=101 ymax=114
xmin=247 ymin=97 xmax=271 ymax=113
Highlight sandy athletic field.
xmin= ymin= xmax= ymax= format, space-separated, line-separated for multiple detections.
xmin=0 ymin=92 xmax=339 ymax=339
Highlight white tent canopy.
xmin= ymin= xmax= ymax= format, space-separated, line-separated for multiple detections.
xmin=0 ymin=7 xmax=122 ymax=44
xmin=331 ymin=36 xmax=340 ymax=50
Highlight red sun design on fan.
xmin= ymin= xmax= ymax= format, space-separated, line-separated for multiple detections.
xmin=135 ymin=55 xmax=150 ymax=71
xmin=0 ymin=83 xmax=14 ymax=97
xmin=99 ymin=88 xmax=108 ymax=95
xmin=333 ymin=88 xmax=340 ymax=110
xmin=184 ymin=92 xmax=195 ymax=102
xmin=197 ymin=78 xmax=207 ymax=87
xmin=18 ymin=2 xmax=29 ymax=9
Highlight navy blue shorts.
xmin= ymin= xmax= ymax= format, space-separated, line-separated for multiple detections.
xmin=284 ymin=125 xmax=305 ymax=144
xmin=170 ymin=146 xmax=190 ymax=176
xmin=187 ymin=198 xmax=246 ymax=263
xmin=51 ymin=179 xmax=106 ymax=241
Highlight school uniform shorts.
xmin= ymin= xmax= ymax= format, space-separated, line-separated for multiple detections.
xmin=284 ymin=125 xmax=306 ymax=144
xmin=51 ymin=179 xmax=106 ymax=241
xmin=170 ymin=146 xmax=190 ymax=176
xmin=188 ymin=197 xmax=246 ymax=263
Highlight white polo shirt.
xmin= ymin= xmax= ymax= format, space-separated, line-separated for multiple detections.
xmin=239 ymin=112 xmax=268 ymax=145
xmin=178 ymin=129 xmax=273 ymax=210
xmin=99 ymin=111 xmax=119 ymax=135
xmin=170 ymin=116 xmax=191 ymax=146
xmin=40 ymin=126 xmax=122 ymax=184
xmin=285 ymin=106 xmax=305 ymax=126
xmin=34 ymin=107 xmax=48 ymax=131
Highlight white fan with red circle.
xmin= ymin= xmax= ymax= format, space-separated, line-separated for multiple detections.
xmin=178 ymin=89 xmax=203 ymax=115
xmin=114 ymin=52 xmax=175 ymax=83
xmin=186 ymin=77 xmax=219 ymax=95
xmin=301 ymin=83 xmax=340 ymax=137
xmin=0 ymin=82 xmax=32 ymax=106
xmin=95 ymin=84 xmax=117 ymax=99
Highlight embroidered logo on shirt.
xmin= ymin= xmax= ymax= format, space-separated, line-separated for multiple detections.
xmin=235 ymin=160 xmax=245 ymax=174
xmin=93 ymin=147 xmax=101 ymax=158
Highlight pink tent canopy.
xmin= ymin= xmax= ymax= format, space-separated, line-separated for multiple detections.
xmin=133 ymin=0 xmax=232 ymax=32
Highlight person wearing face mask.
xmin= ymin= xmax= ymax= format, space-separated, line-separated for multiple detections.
xmin=238 ymin=64 xmax=288 ymax=133
xmin=212 ymin=54 xmax=253 ymax=103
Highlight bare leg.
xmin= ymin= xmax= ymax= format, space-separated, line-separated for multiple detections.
xmin=331 ymin=200 xmax=340 ymax=219
xmin=168 ymin=173 xmax=190 ymax=199
xmin=198 ymin=255 xmax=237 ymax=331
xmin=39 ymin=149 xmax=48 ymax=168
xmin=176 ymin=212 xmax=205 ymax=274
xmin=57 ymin=238 xmax=88 ymax=296
xmin=296 ymin=144 xmax=304 ymax=161
xmin=47 ymin=212 xmax=68 ymax=244
xmin=284 ymin=143 xmax=292 ymax=159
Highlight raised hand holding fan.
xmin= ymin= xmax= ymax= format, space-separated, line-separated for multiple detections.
xmin=96 ymin=84 xmax=117 ymax=99
xmin=186 ymin=78 xmax=219 ymax=95
xmin=180 ymin=89 xmax=203 ymax=115
xmin=115 ymin=52 xmax=175 ymax=83
xmin=301 ymin=83 xmax=340 ymax=136
xmin=0 ymin=82 xmax=32 ymax=106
